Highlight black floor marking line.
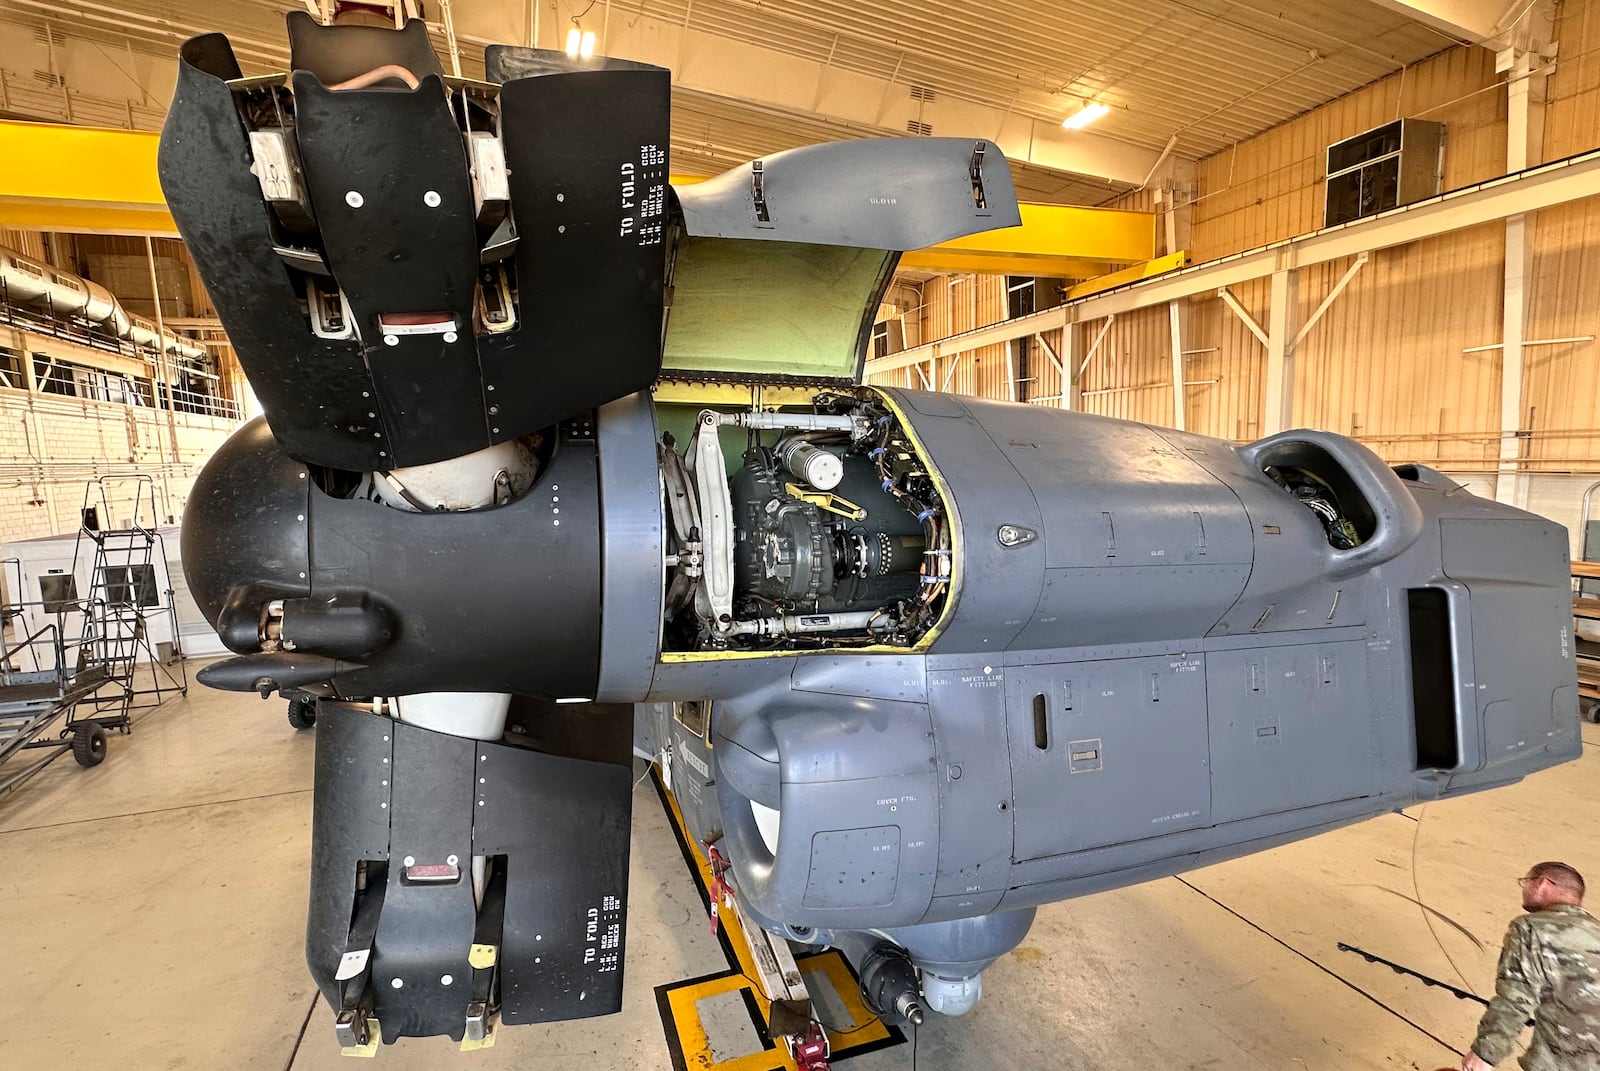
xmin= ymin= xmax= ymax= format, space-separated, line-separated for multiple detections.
xmin=1173 ymin=876 xmax=1462 ymax=1056
xmin=740 ymin=984 xmax=781 ymax=1057
xmin=282 ymin=990 xmax=321 ymax=1071
xmin=653 ymin=980 xmax=697 ymax=1071
xmin=651 ymin=770 xmax=747 ymax=971
xmin=0 ymin=787 xmax=313 ymax=836
xmin=649 ymin=771 xmax=905 ymax=1067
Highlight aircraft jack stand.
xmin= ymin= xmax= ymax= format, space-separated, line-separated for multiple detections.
xmin=773 ymin=1006 xmax=831 ymax=1071
xmin=710 ymin=840 xmax=833 ymax=1069
xmin=653 ymin=775 xmax=898 ymax=1070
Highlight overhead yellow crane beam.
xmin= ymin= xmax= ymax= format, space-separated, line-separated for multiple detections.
xmin=1064 ymin=250 xmax=1193 ymax=299
xmin=667 ymin=175 xmax=1160 ymax=276
xmin=0 ymin=121 xmax=177 ymax=235
xmin=0 ymin=121 xmax=1163 ymax=278
xmin=899 ymin=201 xmax=1157 ymax=276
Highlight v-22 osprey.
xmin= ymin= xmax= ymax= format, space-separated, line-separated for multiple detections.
xmin=157 ymin=12 xmax=1583 ymax=1056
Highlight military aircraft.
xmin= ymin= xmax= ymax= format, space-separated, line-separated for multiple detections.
xmin=158 ymin=11 xmax=1584 ymax=1058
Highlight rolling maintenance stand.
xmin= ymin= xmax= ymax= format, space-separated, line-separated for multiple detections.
xmin=0 ymin=477 xmax=188 ymax=799
xmin=0 ymin=557 xmax=115 ymax=795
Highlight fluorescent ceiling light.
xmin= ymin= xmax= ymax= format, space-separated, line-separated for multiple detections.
xmin=1062 ymin=102 xmax=1110 ymax=130
xmin=580 ymin=30 xmax=596 ymax=58
xmin=566 ymin=26 xmax=582 ymax=57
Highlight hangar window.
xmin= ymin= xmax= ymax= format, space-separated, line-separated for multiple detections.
xmin=31 ymin=353 xmax=153 ymax=407
xmin=1007 ymin=278 xmax=1035 ymax=404
xmin=0 ymin=346 xmax=21 ymax=389
xmin=33 ymin=353 xmax=74 ymax=395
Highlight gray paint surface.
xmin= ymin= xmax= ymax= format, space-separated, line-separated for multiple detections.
xmin=646 ymin=389 xmax=1581 ymax=979
xmin=674 ymin=137 xmax=1022 ymax=249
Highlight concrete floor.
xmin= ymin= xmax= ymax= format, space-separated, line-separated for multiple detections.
xmin=1 ymin=669 xmax=1594 ymax=1071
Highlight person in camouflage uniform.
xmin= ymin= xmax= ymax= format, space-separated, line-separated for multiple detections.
xmin=1462 ymin=861 xmax=1600 ymax=1070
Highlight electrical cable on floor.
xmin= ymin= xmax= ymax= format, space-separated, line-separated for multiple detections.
xmin=630 ymin=759 xmax=655 ymax=794
xmin=812 ymin=1016 xmax=883 ymax=1040
xmin=0 ymin=785 xmax=311 ymax=837
xmin=1411 ymin=803 xmax=1478 ymax=995
xmin=281 ymin=991 xmax=320 ymax=1071
xmin=1174 ymin=875 xmax=1462 ymax=1057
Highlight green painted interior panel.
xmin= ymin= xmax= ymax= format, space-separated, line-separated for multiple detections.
xmin=662 ymin=236 xmax=894 ymax=383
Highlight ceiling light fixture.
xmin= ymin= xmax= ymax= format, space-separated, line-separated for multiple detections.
xmin=567 ymin=0 xmax=599 ymax=59
xmin=1062 ymin=102 xmax=1110 ymax=130
xmin=566 ymin=25 xmax=597 ymax=57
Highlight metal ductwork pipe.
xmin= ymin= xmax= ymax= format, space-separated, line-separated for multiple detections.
xmin=0 ymin=243 xmax=208 ymax=361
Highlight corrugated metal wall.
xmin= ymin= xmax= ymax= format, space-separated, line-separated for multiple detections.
xmin=0 ymin=228 xmax=46 ymax=261
xmin=0 ymin=230 xmax=243 ymax=402
xmin=1524 ymin=198 xmax=1600 ymax=470
xmin=895 ymin=274 xmax=1015 ymax=399
xmin=892 ymin=5 xmax=1600 ymax=477
xmin=1191 ymin=46 xmax=1504 ymax=258
xmin=1523 ymin=0 xmax=1600 ymax=471
xmin=1191 ymin=36 xmax=1511 ymax=465
xmin=1293 ymin=230 xmax=1505 ymax=468
xmin=70 ymin=235 xmax=216 ymax=318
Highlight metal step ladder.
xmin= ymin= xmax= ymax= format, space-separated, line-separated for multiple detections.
xmin=66 ymin=476 xmax=188 ymax=730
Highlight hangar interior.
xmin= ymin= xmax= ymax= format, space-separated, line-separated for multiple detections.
xmin=0 ymin=1 xmax=1598 ymax=1069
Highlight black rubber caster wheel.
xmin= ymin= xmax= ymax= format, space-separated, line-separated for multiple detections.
xmin=72 ymin=724 xmax=107 ymax=767
xmin=287 ymin=696 xmax=318 ymax=731
xmin=1581 ymin=697 xmax=1600 ymax=725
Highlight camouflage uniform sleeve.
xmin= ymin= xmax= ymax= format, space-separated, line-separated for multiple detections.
xmin=1472 ymin=918 xmax=1543 ymax=1066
